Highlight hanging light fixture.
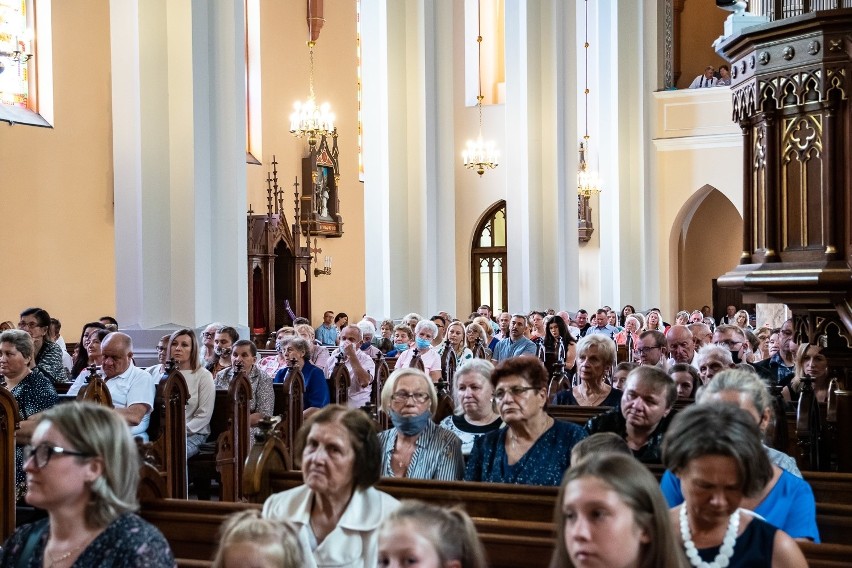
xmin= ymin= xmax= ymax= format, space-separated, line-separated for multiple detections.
xmin=290 ymin=1 xmax=335 ymax=149
xmin=578 ymin=0 xmax=601 ymax=242
xmin=463 ymin=0 xmax=499 ymax=176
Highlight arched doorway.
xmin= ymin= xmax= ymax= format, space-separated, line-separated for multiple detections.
xmin=471 ymin=201 xmax=507 ymax=314
xmin=274 ymin=240 xmax=296 ymax=329
xmin=673 ymin=186 xmax=742 ymax=312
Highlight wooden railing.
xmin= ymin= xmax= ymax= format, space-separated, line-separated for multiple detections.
xmin=750 ymin=0 xmax=852 ymax=20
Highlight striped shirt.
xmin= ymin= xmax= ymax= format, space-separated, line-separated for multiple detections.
xmin=378 ymin=421 xmax=464 ymax=481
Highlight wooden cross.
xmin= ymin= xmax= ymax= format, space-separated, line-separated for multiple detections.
xmin=310 ymin=238 xmax=322 ymax=264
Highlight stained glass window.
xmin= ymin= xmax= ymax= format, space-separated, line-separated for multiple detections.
xmin=0 ymin=0 xmax=31 ymax=108
xmin=471 ymin=201 xmax=507 ymax=313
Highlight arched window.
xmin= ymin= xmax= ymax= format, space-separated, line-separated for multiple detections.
xmin=471 ymin=201 xmax=507 ymax=314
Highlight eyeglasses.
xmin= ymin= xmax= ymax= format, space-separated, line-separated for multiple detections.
xmin=156 ymin=346 xmax=167 ymax=352
xmin=634 ymin=347 xmax=661 ymax=355
xmin=23 ymin=442 xmax=94 ymax=469
xmin=715 ymin=340 xmax=742 ymax=349
xmin=17 ymin=321 xmax=41 ymax=330
xmin=391 ymin=391 xmax=430 ymax=404
xmin=493 ymin=386 xmax=539 ymax=401
xmin=202 ymin=332 xmax=215 ymax=339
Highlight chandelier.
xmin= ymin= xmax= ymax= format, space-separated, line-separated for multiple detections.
xmin=290 ymin=3 xmax=334 ymax=149
xmin=463 ymin=0 xmax=499 ymax=176
xmin=577 ymin=0 xmax=601 ymax=198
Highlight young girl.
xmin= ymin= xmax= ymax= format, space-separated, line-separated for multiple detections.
xmin=378 ymin=501 xmax=487 ymax=568
xmin=212 ymin=510 xmax=304 ymax=568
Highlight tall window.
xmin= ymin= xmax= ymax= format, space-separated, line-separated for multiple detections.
xmin=0 ymin=0 xmax=31 ymax=108
xmin=471 ymin=201 xmax=507 ymax=313
xmin=0 ymin=0 xmax=52 ymax=127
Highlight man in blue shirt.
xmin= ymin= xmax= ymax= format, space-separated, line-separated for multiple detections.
xmin=586 ymin=309 xmax=618 ymax=338
xmin=492 ymin=314 xmax=537 ymax=361
xmin=315 ymin=310 xmax=339 ymax=346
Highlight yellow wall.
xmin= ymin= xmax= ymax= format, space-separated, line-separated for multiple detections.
xmin=251 ymin=0 xmax=364 ymax=327
xmin=0 ymin=0 xmax=115 ymax=335
xmin=678 ymin=2 xmax=728 ymax=88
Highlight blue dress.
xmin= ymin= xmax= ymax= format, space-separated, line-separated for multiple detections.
xmin=697 ymin=516 xmax=776 ymax=566
xmin=273 ymin=362 xmax=330 ymax=410
xmin=661 ymin=469 xmax=819 ymax=542
xmin=465 ymin=419 xmax=587 ymax=486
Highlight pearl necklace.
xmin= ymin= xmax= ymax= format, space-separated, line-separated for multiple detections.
xmin=679 ymin=505 xmax=739 ymax=568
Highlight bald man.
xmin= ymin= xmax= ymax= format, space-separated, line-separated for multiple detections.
xmin=666 ymin=325 xmax=696 ymax=366
xmin=67 ymin=332 xmax=157 ymax=440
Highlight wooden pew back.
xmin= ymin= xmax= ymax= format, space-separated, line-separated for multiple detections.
xmin=327 ymin=355 xmax=350 ymax=406
xmin=0 ymin=384 xmax=21 ymax=541
xmin=273 ymin=369 xmax=304 ymax=468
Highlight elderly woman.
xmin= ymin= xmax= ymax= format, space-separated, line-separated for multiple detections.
xmin=274 ymin=337 xmax=330 ymax=418
xmin=438 ymin=320 xmax=473 ymax=367
xmin=555 ymin=334 xmax=622 ymax=407
xmin=70 ymin=321 xmax=108 ymax=381
xmin=263 ymin=405 xmax=399 ymax=568
xmin=295 ymin=323 xmax=332 ymax=371
xmin=784 ymin=342 xmax=830 ymax=404
xmin=613 ymin=315 xmax=641 ymax=347
xmin=257 ymin=327 xmax=296 ymax=377
xmin=438 ymin=359 xmax=502 ymax=456
xmin=0 ymin=402 xmax=174 ymax=566
xmin=694 ymin=344 xmax=735 ymax=385
xmin=642 ymin=309 xmax=666 ymax=333
xmin=541 ymin=315 xmax=577 ymax=377
xmin=674 ymin=310 xmax=690 ymax=326
xmin=18 ymin=307 xmax=68 ymax=384
xmin=585 ymin=366 xmax=676 ymax=464
xmin=167 ymin=328 xmax=215 ymax=458
xmin=394 ymin=320 xmax=442 ymax=382
xmin=378 ymin=368 xmax=464 ymax=480
xmin=662 ymin=404 xmax=807 ymax=566
xmin=0 ymin=330 xmax=57 ymax=501
xmin=214 ymin=339 xmax=274 ymax=439
xmin=465 ymin=356 xmax=586 ymax=485
xmin=464 ymin=322 xmax=492 ymax=359
xmin=551 ymin=453 xmax=688 ymax=568
xmin=663 ymin=371 xmax=817 ymax=538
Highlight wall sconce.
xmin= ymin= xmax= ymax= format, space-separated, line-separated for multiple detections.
xmin=12 ymin=34 xmax=33 ymax=64
xmin=314 ymin=255 xmax=332 ymax=277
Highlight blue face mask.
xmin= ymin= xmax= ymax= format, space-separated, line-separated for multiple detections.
xmin=360 ymin=342 xmax=372 ymax=351
xmin=415 ymin=337 xmax=431 ymax=350
xmin=394 ymin=343 xmax=409 ymax=352
xmin=389 ymin=410 xmax=433 ymax=436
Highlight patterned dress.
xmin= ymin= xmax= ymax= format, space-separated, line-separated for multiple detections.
xmin=35 ymin=340 xmax=68 ymax=384
xmin=0 ymin=513 xmax=176 ymax=567
xmin=214 ymin=365 xmax=274 ymax=440
xmin=10 ymin=368 xmax=57 ymax=500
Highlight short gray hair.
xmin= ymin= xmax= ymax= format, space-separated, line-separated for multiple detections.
xmin=415 ymin=319 xmax=438 ymax=338
xmin=454 ymin=359 xmax=495 ymax=415
xmin=694 ymin=344 xmax=733 ymax=368
xmin=576 ymin=334 xmax=617 ymax=367
xmin=0 ymin=329 xmax=34 ymax=360
xmin=696 ymin=369 xmax=773 ymax=418
xmin=381 ymin=367 xmax=438 ymax=414
xmin=357 ymin=320 xmax=376 ymax=338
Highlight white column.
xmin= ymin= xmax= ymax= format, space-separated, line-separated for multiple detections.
xmin=111 ymin=0 xmax=247 ymax=348
xmin=361 ymin=0 xmax=456 ymax=318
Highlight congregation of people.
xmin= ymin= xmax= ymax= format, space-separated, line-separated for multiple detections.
xmin=0 ymin=301 xmax=829 ymax=566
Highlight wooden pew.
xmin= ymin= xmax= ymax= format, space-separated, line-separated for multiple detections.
xmin=369 ymin=353 xmax=390 ymax=430
xmin=1 ymin=382 xmax=21 ymax=542
xmin=327 ymin=354 xmax=350 ymax=406
xmin=75 ymin=365 xmax=113 ymax=406
xmin=187 ymin=372 xmax=252 ymax=501
xmin=138 ymin=362 xmax=190 ymax=500
xmin=271 ymin=368 xmax=304 ymax=468
xmin=548 ymin=405 xmax=613 ymax=425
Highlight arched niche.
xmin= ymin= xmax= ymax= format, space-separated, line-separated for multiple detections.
xmin=470 ymin=200 xmax=507 ymax=314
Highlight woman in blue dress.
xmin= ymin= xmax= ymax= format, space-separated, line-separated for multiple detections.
xmin=465 ymin=355 xmax=586 ymax=486
xmin=273 ymin=337 xmax=329 ymax=419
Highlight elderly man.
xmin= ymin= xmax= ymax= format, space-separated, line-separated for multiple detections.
xmin=688 ymin=65 xmax=716 ymax=88
xmin=720 ymin=304 xmax=737 ymax=325
xmin=712 ymin=324 xmax=750 ymax=366
xmin=688 ymin=322 xmax=713 ymax=352
xmin=585 ymin=366 xmax=677 ymax=463
xmin=688 ymin=310 xmax=704 ymax=324
xmin=557 ymin=311 xmax=582 ymax=339
xmin=325 ymin=324 xmax=375 ymax=409
xmin=694 ymin=344 xmax=734 ymax=385
xmin=754 ymin=318 xmax=797 ymax=388
xmin=491 ymin=314 xmax=537 ymax=361
xmin=200 ymin=322 xmax=222 ymax=364
xmin=634 ymin=330 xmax=668 ymax=369
xmin=68 ymin=332 xmax=156 ymax=440
xmin=586 ymin=309 xmax=618 ymax=337
xmin=666 ymin=325 xmax=695 ymax=366
xmin=357 ymin=320 xmax=382 ymax=358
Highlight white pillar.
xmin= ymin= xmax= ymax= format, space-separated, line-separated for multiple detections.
xmin=111 ymin=0 xmax=247 ymax=350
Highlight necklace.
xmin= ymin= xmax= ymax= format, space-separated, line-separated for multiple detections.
xmin=47 ymin=543 xmax=85 ymax=568
xmin=679 ymin=505 xmax=739 ymax=568
xmin=509 ymin=416 xmax=550 ymax=451
xmin=577 ymin=384 xmax=607 ymax=406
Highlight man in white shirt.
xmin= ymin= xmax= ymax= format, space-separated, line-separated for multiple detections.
xmin=325 ymin=325 xmax=375 ymax=409
xmin=666 ymin=325 xmax=697 ymax=367
xmin=688 ymin=66 xmax=716 ymax=89
xmin=67 ymin=332 xmax=156 ymax=440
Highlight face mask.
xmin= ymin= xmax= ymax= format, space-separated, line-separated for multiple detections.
xmin=394 ymin=343 xmax=409 ymax=352
xmin=389 ymin=410 xmax=432 ymax=436
xmin=214 ymin=346 xmax=231 ymax=358
xmin=415 ymin=338 xmax=431 ymax=350
xmin=360 ymin=342 xmax=372 ymax=351
xmin=339 ymin=339 xmax=353 ymax=350
xmin=730 ymin=349 xmax=742 ymax=364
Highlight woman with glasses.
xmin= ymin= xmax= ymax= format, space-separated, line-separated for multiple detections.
xmin=377 ymin=368 xmax=464 ymax=480
xmin=0 ymin=330 xmax=57 ymax=501
xmin=18 ymin=307 xmax=68 ymax=384
xmin=465 ymin=356 xmax=586 ymax=486
xmin=1 ymin=402 xmax=174 ymax=567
